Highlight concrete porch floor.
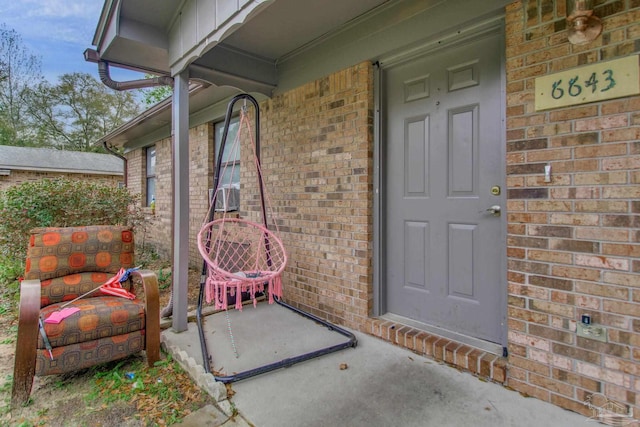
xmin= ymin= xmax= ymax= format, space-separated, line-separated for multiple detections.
xmin=162 ymin=301 xmax=589 ymax=427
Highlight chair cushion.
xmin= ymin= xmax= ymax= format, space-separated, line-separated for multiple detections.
xmin=38 ymin=271 xmax=135 ymax=308
xmin=24 ymin=225 xmax=134 ymax=282
xmin=39 ymin=297 xmax=145 ymax=349
xmin=35 ymin=331 xmax=145 ymax=376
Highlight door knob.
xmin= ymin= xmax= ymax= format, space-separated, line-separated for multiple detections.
xmin=486 ymin=205 xmax=501 ymax=216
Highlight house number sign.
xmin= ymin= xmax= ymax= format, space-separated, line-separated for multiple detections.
xmin=535 ymin=54 xmax=640 ymax=111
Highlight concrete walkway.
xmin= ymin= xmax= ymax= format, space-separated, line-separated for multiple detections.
xmin=165 ymin=302 xmax=590 ymax=427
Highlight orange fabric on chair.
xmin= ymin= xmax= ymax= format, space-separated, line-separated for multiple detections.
xmin=12 ymin=225 xmax=160 ymax=407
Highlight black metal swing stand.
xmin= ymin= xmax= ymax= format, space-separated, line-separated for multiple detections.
xmin=196 ymin=93 xmax=357 ymax=383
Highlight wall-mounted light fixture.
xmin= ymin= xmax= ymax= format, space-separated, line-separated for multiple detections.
xmin=566 ymin=0 xmax=603 ymax=45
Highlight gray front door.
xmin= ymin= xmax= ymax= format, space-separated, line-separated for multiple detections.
xmin=383 ymin=30 xmax=505 ymax=344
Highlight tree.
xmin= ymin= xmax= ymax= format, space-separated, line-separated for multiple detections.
xmin=25 ymin=72 xmax=142 ymax=151
xmin=140 ymin=74 xmax=173 ymax=106
xmin=0 ymin=25 xmax=44 ymax=146
xmin=0 ymin=26 xmax=144 ymax=150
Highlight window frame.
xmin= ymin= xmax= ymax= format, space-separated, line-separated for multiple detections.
xmin=214 ymin=116 xmax=241 ymax=211
xmin=146 ymin=145 xmax=156 ymax=207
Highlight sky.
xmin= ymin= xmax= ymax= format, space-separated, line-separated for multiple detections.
xmin=0 ymin=0 xmax=140 ymax=83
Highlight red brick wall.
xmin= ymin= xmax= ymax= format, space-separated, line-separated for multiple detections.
xmin=126 ymin=123 xmax=213 ymax=263
xmin=505 ymin=0 xmax=640 ymax=416
xmin=189 ymin=123 xmax=215 ymax=263
xmin=126 ymin=148 xmax=144 ymax=198
xmin=138 ymin=136 xmax=172 ymax=259
xmin=257 ymin=62 xmax=375 ymax=328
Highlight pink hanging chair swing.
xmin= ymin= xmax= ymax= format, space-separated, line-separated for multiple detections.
xmin=198 ymin=217 xmax=287 ymax=310
xmin=197 ymin=97 xmax=287 ymax=311
xmin=195 ymin=94 xmax=356 ymax=383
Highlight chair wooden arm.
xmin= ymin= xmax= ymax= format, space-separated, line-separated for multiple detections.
xmin=131 ymin=269 xmax=160 ymax=366
xmin=11 ymin=279 xmax=41 ymax=407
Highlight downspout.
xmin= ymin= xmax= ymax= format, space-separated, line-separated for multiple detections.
xmin=102 ymin=141 xmax=127 ymax=187
xmin=97 ymin=60 xmax=174 ymax=90
xmin=84 ymin=49 xmax=174 ymax=90
xmin=85 ymin=49 xmax=174 ymax=187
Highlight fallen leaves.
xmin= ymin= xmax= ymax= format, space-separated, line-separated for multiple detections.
xmin=88 ymin=356 xmax=215 ymax=425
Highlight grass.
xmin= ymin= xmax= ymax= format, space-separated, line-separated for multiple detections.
xmin=134 ymin=246 xmax=172 ymax=290
xmin=0 ymin=375 xmax=13 ymax=419
xmin=157 ymin=269 xmax=172 ymax=290
xmin=0 ymin=257 xmax=21 ymax=317
xmin=85 ymin=355 xmax=210 ymax=425
xmin=2 ymin=353 xmax=213 ymax=426
xmin=0 ymin=375 xmax=12 ymax=394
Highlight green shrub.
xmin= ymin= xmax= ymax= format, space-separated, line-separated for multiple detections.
xmin=0 ymin=178 xmax=145 ymax=261
xmin=0 ymin=255 xmax=22 ymax=313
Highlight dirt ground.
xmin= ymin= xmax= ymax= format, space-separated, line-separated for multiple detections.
xmin=0 ymin=266 xmax=209 ymax=427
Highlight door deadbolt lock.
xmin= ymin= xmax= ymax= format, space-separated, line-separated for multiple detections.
xmin=490 ymin=186 xmax=501 ymax=196
xmin=486 ymin=205 xmax=501 ymax=216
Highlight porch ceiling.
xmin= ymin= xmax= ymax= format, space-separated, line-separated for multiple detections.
xmin=92 ymin=0 xmax=512 ymax=148
xmin=214 ymin=0 xmax=389 ymax=60
xmin=92 ymin=0 xmax=389 ymax=147
xmin=93 ymin=0 xmax=389 ymax=77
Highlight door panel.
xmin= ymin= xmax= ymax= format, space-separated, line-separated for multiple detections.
xmin=404 ymin=221 xmax=429 ymax=290
xmin=448 ymin=223 xmax=476 ymax=298
xmin=405 ymin=116 xmax=429 ymax=196
xmin=449 ymin=106 xmax=477 ymax=195
xmin=384 ymin=31 xmax=505 ymax=344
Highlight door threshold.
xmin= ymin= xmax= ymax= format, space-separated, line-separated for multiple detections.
xmin=381 ymin=313 xmax=503 ymax=356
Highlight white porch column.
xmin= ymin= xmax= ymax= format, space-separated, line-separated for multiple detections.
xmin=171 ymin=69 xmax=189 ymax=332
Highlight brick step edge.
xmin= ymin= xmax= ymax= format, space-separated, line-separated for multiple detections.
xmin=365 ymin=318 xmax=507 ymax=384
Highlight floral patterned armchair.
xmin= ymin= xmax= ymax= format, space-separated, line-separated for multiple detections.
xmin=11 ymin=225 xmax=160 ymax=406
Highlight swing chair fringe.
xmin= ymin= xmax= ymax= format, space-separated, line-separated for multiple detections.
xmin=205 ymin=271 xmax=283 ymax=311
xmin=198 ymin=216 xmax=287 ymax=311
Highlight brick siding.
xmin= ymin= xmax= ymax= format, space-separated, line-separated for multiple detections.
xmin=258 ymin=62 xmax=374 ymax=328
xmin=505 ymin=0 xmax=640 ymax=416
xmin=126 ymin=123 xmax=213 ymax=263
xmin=125 ymin=1 xmax=640 ymax=416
